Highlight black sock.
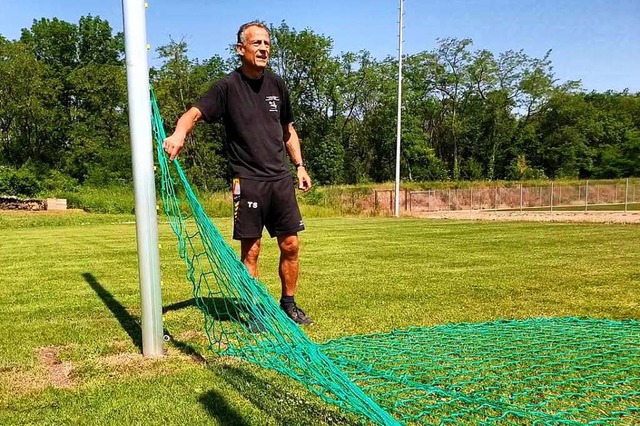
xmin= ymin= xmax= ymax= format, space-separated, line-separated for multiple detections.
xmin=280 ymin=295 xmax=295 ymax=306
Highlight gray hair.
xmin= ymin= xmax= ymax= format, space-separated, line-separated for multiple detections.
xmin=236 ymin=21 xmax=270 ymax=45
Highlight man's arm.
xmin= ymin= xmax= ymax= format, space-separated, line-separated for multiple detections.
xmin=283 ymin=123 xmax=312 ymax=192
xmin=163 ymin=107 xmax=203 ymax=161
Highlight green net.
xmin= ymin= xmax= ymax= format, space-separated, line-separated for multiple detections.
xmin=150 ymin=92 xmax=398 ymax=425
xmin=321 ymin=318 xmax=639 ymax=425
xmin=150 ymin=92 xmax=640 ymax=425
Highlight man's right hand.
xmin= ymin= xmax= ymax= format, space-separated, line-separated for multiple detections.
xmin=163 ymin=133 xmax=185 ymax=161
xmin=163 ymin=107 xmax=203 ymax=161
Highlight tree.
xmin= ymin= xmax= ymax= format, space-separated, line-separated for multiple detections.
xmin=152 ymin=40 xmax=230 ymax=190
xmin=269 ymin=22 xmax=345 ymax=183
xmin=2 ymin=17 xmax=639 ymax=191
xmin=0 ymin=37 xmax=49 ymax=168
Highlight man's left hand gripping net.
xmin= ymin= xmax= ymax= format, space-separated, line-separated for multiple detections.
xmin=150 ymin=91 xmax=400 ymax=425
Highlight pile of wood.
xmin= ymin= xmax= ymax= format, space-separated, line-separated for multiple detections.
xmin=0 ymin=196 xmax=66 ymax=211
xmin=0 ymin=196 xmax=45 ymax=210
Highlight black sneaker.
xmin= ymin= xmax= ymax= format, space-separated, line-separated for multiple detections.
xmin=281 ymin=303 xmax=314 ymax=326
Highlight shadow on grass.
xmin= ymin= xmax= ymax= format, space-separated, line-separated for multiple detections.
xmin=84 ymin=273 xmax=344 ymax=424
xmin=163 ymin=296 xmax=245 ymax=322
xmin=163 ymin=296 xmax=270 ymax=335
xmin=83 ymin=273 xmax=207 ymax=362
xmin=199 ymin=390 xmax=251 ymax=426
xmin=83 ymin=272 xmax=142 ymax=350
xmin=203 ymin=364 xmax=359 ymax=426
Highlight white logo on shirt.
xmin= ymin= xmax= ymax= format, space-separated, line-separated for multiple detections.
xmin=265 ymin=95 xmax=279 ymax=112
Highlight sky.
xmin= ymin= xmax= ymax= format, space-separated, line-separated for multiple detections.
xmin=1 ymin=0 xmax=638 ymax=93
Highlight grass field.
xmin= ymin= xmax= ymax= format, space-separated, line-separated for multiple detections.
xmin=1 ymin=211 xmax=639 ymax=425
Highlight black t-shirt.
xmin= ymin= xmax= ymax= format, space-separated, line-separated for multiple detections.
xmin=195 ymin=68 xmax=294 ymax=181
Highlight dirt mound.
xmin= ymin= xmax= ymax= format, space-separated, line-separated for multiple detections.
xmin=36 ymin=346 xmax=75 ymax=388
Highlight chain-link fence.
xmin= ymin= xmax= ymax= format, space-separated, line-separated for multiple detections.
xmin=373 ymin=178 xmax=640 ymax=214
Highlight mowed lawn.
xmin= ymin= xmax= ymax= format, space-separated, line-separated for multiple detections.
xmin=1 ymin=212 xmax=639 ymax=425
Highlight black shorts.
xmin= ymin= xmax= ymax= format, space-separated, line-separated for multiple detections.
xmin=232 ymin=176 xmax=305 ymax=240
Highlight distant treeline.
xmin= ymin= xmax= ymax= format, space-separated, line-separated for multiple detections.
xmin=0 ymin=16 xmax=638 ymax=196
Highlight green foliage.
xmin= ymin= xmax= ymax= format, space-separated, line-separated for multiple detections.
xmin=298 ymin=186 xmax=325 ymax=206
xmin=406 ymin=143 xmax=450 ymax=181
xmin=40 ymin=170 xmax=79 ymax=193
xmin=0 ymin=165 xmax=41 ymax=197
xmin=306 ymin=133 xmax=345 ymax=185
xmin=58 ymin=185 xmax=135 ymax=213
xmin=460 ymin=158 xmax=484 ymax=181
xmin=48 ymin=185 xmax=238 ymax=216
xmin=0 ymin=164 xmax=81 ymax=197
xmin=507 ymin=155 xmax=547 ymax=180
xmin=0 ymin=16 xmax=639 ymax=193
xmin=2 ymin=16 xmax=128 ymax=188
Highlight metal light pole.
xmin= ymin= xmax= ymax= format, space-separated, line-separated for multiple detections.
xmin=394 ymin=0 xmax=405 ymax=217
xmin=122 ymin=0 xmax=164 ymax=356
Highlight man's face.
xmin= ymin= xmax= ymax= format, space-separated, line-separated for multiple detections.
xmin=237 ymin=26 xmax=270 ymax=70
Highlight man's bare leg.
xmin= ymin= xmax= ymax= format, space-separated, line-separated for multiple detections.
xmin=241 ymin=238 xmax=261 ymax=278
xmin=277 ymin=234 xmax=299 ymax=297
xmin=239 ymin=238 xmax=265 ymax=332
xmin=278 ymin=234 xmax=312 ymax=325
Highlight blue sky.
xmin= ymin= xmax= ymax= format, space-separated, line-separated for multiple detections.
xmin=1 ymin=0 xmax=638 ymax=92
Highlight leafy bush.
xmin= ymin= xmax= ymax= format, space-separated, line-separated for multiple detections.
xmin=41 ymin=170 xmax=79 ymax=193
xmin=56 ymin=185 xmax=135 ymax=213
xmin=0 ymin=166 xmax=42 ymax=197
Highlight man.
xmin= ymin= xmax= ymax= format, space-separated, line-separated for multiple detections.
xmin=163 ymin=21 xmax=313 ymax=325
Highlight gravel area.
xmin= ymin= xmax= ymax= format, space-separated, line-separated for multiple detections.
xmin=408 ymin=210 xmax=640 ymax=224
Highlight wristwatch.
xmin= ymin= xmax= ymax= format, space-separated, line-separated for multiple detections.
xmin=295 ymin=162 xmax=305 ymax=169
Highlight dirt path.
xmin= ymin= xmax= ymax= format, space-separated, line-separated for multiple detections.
xmin=407 ymin=210 xmax=640 ymax=224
